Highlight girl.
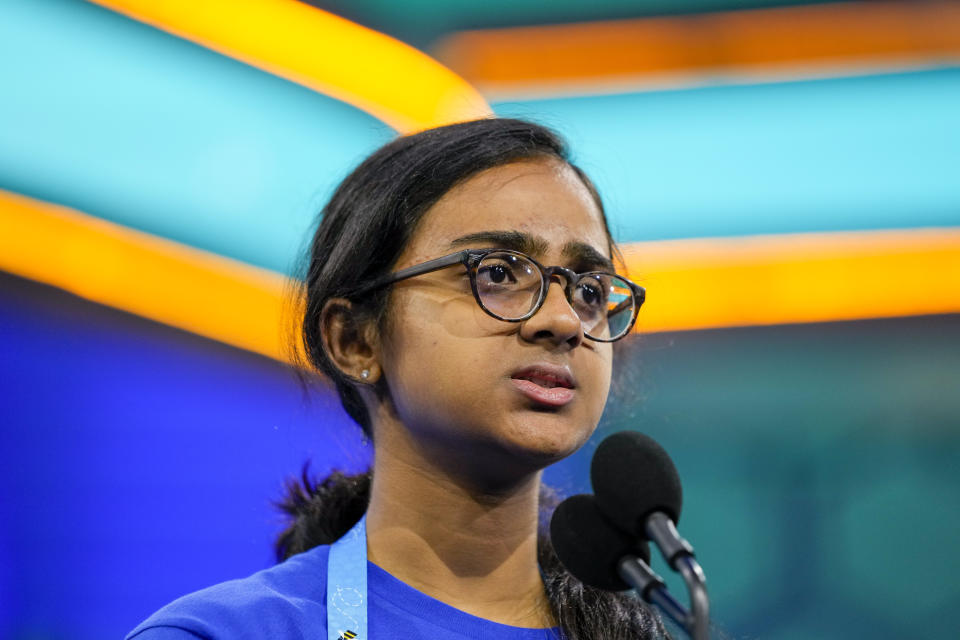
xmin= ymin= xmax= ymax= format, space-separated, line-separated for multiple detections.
xmin=128 ymin=118 xmax=665 ymax=639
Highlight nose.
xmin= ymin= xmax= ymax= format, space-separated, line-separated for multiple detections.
xmin=518 ymin=279 xmax=583 ymax=348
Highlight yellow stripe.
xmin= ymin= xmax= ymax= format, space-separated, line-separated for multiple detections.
xmin=2 ymin=189 xmax=958 ymax=364
xmin=625 ymin=229 xmax=960 ymax=333
xmin=88 ymin=0 xmax=491 ymax=133
xmin=0 ymin=189 xmax=293 ymax=362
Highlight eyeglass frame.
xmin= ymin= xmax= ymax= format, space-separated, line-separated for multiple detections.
xmin=351 ymin=248 xmax=646 ymax=342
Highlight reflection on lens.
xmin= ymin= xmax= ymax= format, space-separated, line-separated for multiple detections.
xmin=583 ymin=275 xmax=634 ymax=341
xmin=606 ymin=278 xmax=635 ymax=338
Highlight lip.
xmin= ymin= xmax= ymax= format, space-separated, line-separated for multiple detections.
xmin=509 ymin=363 xmax=577 ymax=407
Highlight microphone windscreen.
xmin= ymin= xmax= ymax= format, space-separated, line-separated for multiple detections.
xmin=549 ymin=493 xmax=651 ymax=592
xmin=590 ymin=431 xmax=683 ymax=536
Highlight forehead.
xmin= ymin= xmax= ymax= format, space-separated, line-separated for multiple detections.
xmin=401 ymin=158 xmax=609 ymax=265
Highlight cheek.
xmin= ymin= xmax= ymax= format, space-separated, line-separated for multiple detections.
xmin=383 ymin=341 xmax=496 ymax=444
xmin=596 ymin=349 xmax=614 ymax=397
xmin=379 ymin=294 xmax=491 ymax=413
xmin=583 ymin=347 xmax=614 ymax=418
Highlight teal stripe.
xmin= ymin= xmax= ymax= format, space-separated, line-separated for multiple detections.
xmin=495 ymin=68 xmax=960 ymax=243
xmin=2 ymin=0 xmax=956 ymax=275
xmin=0 ymin=0 xmax=393 ymax=275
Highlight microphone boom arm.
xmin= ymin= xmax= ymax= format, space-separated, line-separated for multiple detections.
xmin=646 ymin=512 xmax=710 ymax=640
xmin=616 ymin=556 xmax=690 ymax=633
xmin=675 ymin=555 xmax=709 ymax=640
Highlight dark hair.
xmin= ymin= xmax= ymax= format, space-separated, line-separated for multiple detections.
xmin=279 ymin=118 xmax=667 ymax=639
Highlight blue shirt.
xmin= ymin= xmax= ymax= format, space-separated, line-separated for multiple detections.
xmin=127 ymin=545 xmax=563 ymax=639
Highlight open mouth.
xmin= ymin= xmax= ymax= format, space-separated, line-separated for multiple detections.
xmin=510 ymin=365 xmax=576 ymax=407
xmin=513 ymin=372 xmax=573 ymax=389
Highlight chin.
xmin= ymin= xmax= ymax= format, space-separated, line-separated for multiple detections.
xmin=500 ymin=411 xmax=594 ymax=466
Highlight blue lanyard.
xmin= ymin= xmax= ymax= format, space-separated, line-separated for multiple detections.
xmin=327 ymin=515 xmax=368 ymax=640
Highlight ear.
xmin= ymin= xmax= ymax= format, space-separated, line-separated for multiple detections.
xmin=319 ymin=298 xmax=381 ymax=383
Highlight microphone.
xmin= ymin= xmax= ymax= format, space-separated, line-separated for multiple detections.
xmin=549 ymin=493 xmax=690 ymax=629
xmin=549 ymin=493 xmax=652 ymax=592
xmin=590 ymin=431 xmax=709 ymax=640
xmin=591 ymin=431 xmax=691 ymax=566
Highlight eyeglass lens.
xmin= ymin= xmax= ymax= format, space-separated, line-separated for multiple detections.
xmin=474 ymin=252 xmax=635 ymax=340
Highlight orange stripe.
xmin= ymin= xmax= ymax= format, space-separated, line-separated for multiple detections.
xmin=624 ymin=229 xmax=960 ymax=333
xmin=0 ymin=189 xmax=294 ymax=362
xmin=90 ymin=0 xmax=491 ymax=133
xmin=434 ymin=1 xmax=960 ymax=93
xmin=2 ymin=190 xmax=958 ymax=361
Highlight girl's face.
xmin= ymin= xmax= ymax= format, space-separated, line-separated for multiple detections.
xmin=374 ymin=158 xmax=614 ymax=480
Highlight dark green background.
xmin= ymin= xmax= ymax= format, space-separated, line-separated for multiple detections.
xmin=544 ymin=314 xmax=960 ymax=638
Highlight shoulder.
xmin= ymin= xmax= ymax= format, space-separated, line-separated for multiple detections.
xmin=126 ymin=546 xmax=331 ymax=640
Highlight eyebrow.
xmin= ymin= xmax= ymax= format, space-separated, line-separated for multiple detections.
xmin=449 ymin=230 xmax=615 ymax=272
xmin=449 ymin=230 xmax=548 ymax=255
xmin=562 ymin=241 xmax=615 ymax=273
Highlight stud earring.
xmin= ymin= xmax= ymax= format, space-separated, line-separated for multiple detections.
xmin=360 ymin=369 xmax=370 ymax=380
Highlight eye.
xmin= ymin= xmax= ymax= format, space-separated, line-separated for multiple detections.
xmin=477 ymin=262 xmax=518 ymax=285
xmin=572 ymin=276 xmax=611 ymax=316
xmin=477 ymin=253 xmax=538 ymax=288
xmin=475 ymin=252 xmax=541 ymax=300
xmin=576 ymin=278 xmax=607 ymax=307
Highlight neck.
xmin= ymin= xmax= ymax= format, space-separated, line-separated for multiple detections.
xmin=364 ymin=425 xmax=555 ymax=629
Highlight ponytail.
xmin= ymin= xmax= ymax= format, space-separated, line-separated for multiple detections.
xmin=274 ymin=467 xmax=369 ymax=561
xmin=275 ymin=470 xmax=669 ymax=640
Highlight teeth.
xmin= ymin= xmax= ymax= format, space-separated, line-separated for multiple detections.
xmin=521 ymin=376 xmax=559 ymax=388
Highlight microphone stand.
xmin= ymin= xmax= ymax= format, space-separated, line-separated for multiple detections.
xmin=646 ymin=513 xmax=710 ymax=640
xmin=674 ymin=555 xmax=709 ymax=640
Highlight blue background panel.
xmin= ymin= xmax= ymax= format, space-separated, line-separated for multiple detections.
xmin=0 ymin=271 xmax=367 ymax=638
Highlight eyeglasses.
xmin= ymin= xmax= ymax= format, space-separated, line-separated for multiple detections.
xmin=353 ymin=248 xmax=645 ymax=342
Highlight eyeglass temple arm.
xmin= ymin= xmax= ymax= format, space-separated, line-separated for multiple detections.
xmin=632 ymin=283 xmax=647 ymax=306
xmin=352 ymin=250 xmax=470 ymax=296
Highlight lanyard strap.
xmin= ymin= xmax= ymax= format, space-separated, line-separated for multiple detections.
xmin=327 ymin=515 xmax=368 ymax=640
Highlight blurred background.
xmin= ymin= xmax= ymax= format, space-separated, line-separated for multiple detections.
xmin=1 ymin=0 xmax=958 ymax=638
